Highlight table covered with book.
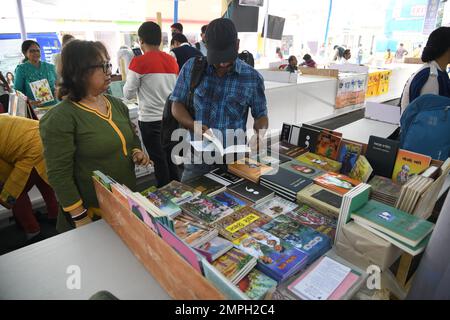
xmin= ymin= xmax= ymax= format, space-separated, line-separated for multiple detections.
xmin=93 ymin=122 xmax=449 ymax=301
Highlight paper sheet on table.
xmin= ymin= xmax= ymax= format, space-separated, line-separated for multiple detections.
xmin=290 ymin=256 xmax=351 ymax=300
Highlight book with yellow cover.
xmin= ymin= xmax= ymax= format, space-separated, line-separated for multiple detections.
xmin=349 ymin=156 xmax=373 ymax=183
xmin=296 ymin=152 xmax=342 ymax=173
xmin=391 ymin=150 xmax=431 ymax=185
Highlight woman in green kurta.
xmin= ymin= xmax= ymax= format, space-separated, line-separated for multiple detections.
xmin=40 ymin=40 xmax=151 ymax=232
xmin=14 ymin=40 xmax=57 ymax=107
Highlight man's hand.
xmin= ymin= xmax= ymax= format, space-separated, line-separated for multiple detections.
xmin=74 ymin=216 xmax=93 ymax=228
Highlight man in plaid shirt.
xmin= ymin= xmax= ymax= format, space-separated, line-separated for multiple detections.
xmin=171 ymin=18 xmax=268 ymax=181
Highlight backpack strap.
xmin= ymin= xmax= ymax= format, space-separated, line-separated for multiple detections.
xmin=186 ymin=56 xmax=207 ymax=116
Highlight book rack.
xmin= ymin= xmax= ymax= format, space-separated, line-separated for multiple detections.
xmin=93 ymin=178 xmax=225 ymax=300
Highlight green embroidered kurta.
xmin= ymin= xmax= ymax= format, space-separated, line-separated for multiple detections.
xmin=40 ymin=95 xmax=141 ymax=232
xmin=14 ymin=61 xmax=57 ymax=107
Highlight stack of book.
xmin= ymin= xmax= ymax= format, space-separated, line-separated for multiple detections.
xmin=351 ymin=200 xmax=435 ymax=255
xmin=296 ymin=152 xmax=342 ymax=173
xmin=228 ymin=158 xmax=274 ymax=183
xmin=287 ymin=204 xmax=338 ymax=242
xmin=228 ymin=180 xmax=274 ymax=205
xmin=260 ymin=168 xmax=313 ymax=202
xmin=184 ymin=175 xmax=227 ymax=197
xmin=195 ymin=236 xmax=234 ymax=263
xmin=280 ymin=159 xmax=325 ymax=179
xmin=261 ymin=215 xmax=332 ymax=264
xmin=233 ymin=227 xmax=309 ymax=282
xmin=213 ymin=206 xmax=273 ymax=242
xmin=395 ymin=175 xmax=434 ymax=213
xmin=205 ymin=168 xmax=244 ymax=186
xmin=212 ymin=248 xmax=257 ymax=285
xmin=297 ymin=184 xmax=343 ymax=218
xmin=313 ymin=172 xmax=361 ymax=195
xmin=143 ymin=189 xmax=181 ymax=219
xmin=158 ymin=181 xmax=201 ymax=205
xmin=270 ymin=141 xmax=308 ymax=162
xmin=252 ymin=196 xmax=299 ymax=219
xmin=369 ymin=175 xmax=402 ymax=207
xmin=173 ymin=213 xmax=218 ymax=248
xmin=181 ymin=194 xmax=234 ymax=225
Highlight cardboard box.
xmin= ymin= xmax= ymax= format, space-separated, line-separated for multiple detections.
xmin=336 ymin=222 xmax=402 ymax=271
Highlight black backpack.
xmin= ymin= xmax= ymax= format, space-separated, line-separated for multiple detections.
xmin=238 ymin=50 xmax=255 ymax=67
xmin=161 ymin=56 xmax=207 ymax=149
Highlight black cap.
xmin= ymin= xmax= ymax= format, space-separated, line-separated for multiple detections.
xmin=205 ymin=18 xmax=238 ymax=65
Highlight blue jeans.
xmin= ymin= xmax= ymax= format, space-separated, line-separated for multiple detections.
xmin=181 ymin=163 xmax=227 ymax=182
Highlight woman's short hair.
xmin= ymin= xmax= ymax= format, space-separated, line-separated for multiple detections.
xmin=58 ymin=40 xmax=109 ymax=102
xmin=21 ymin=40 xmax=40 ymax=62
xmin=422 ymin=27 xmax=450 ymax=62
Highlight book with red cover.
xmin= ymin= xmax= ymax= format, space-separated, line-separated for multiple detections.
xmin=316 ymin=130 xmax=342 ymax=160
xmin=314 ymin=172 xmax=361 ymax=195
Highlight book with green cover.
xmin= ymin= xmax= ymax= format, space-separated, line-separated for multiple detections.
xmin=237 ymin=269 xmax=278 ymax=300
xmin=181 ymin=195 xmax=234 ymax=225
xmin=351 ymin=200 xmax=434 ymax=247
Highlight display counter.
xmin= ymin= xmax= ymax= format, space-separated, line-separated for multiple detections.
xmin=0 ymin=220 xmax=170 ymax=300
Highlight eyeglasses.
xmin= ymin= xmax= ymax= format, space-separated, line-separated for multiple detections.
xmin=88 ymin=61 xmax=112 ymax=74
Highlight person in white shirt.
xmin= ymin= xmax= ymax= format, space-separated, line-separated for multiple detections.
xmin=170 ymin=33 xmax=202 ymax=70
xmin=123 ymin=22 xmax=179 ymax=186
xmin=194 ymin=25 xmax=208 ymax=56
xmin=400 ymin=27 xmax=450 ymax=114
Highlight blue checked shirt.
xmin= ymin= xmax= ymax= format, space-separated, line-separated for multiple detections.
xmin=171 ymin=58 xmax=268 ymax=142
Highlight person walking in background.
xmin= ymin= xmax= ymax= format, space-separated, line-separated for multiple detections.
xmin=342 ymin=49 xmax=352 ymax=63
xmin=0 ymin=115 xmax=58 ymax=241
xmin=171 ymin=23 xmax=183 ymax=36
xmin=400 ymin=27 xmax=450 ymax=114
xmin=195 ymin=25 xmax=208 ymax=56
xmin=6 ymin=72 xmax=14 ymax=89
xmin=116 ymin=45 xmax=134 ymax=76
xmin=276 ymin=47 xmax=283 ymax=60
xmin=40 ymin=40 xmax=150 ymax=232
xmin=385 ymin=48 xmax=393 ymax=64
xmin=300 ymin=54 xmax=317 ymax=68
xmin=357 ymin=45 xmax=364 ymax=65
xmin=413 ymin=44 xmax=423 ymax=59
xmin=53 ymin=34 xmax=75 ymax=76
xmin=14 ymin=40 xmax=57 ymax=107
xmin=395 ymin=43 xmax=409 ymax=62
xmin=171 ymin=33 xmax=203 ymax=70
xmin=123 ymin=21 xmax=179 ymax=187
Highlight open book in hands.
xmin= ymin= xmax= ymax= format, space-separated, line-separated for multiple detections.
xmin=190 ymin=131 xmax=250 ymax=157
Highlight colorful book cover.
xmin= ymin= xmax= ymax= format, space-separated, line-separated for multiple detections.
xmin=195 ymin=236 xmax=234 ymax=262
xmin=157 ymin=223 xmax=202 ymax=273
xmin=253 ymin=196 xmax=299 ymax=218
xmin=212 ymin=248 xmax=256 ymax=284
xmin=29 ymin=78 xmax=54 ymax=103
xmin=352 ymin=200 xmax=434 ymax=247
xmin=184 ymin=175 xmax=225 ymax=196
xmin=237 ymin=269 xmax=278 ymax=300
xmin=212 ymin=192 xmax=248 ymax=210
xmin=233 ymin=228 xmax=308 ymax=281
xmin=127 ymin=194 xmax=158 ymax=233
xmin=213 ymin=206 xmax=273 ymax=242
xmin=173 ymin=214 xmax=217 ymax=246
xmin=181 ymin=195 xmax=234 ymax=224
xmin=144 ymin=190 xmax=181 ymax=218
xmin=296 ymin=152 xmax=342 ymax=173
xmin=158 ymin=181 xmax=201 ymax=205
xmin=314 ymin=172 xmax=361 ymax=195
xmin=288 ymin=204 xmax=337 ymax=241
xmin=349 ymin=156 xmax=373 ymax=183
xmin=338 ymin=140 xmax=363 ymax=175
xmin=228 ymin=158 xmax=274 ymax=183
xmin=391 ymin=149 xmax=432 ymax=185
xmin=260 ymin=215 xmax=332 ymax=263
xmin=316 ymin=131 xmax=342 ymax=160
xmin=201 ymin=258 xmax=248 ymax=300
xmin=280 ymin=159 xmax=325 ymax=179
